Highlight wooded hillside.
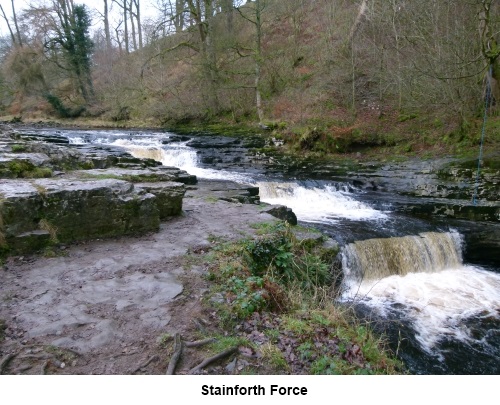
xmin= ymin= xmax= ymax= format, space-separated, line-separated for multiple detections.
xmin=1 ymin=0 xmax=499 ymax=153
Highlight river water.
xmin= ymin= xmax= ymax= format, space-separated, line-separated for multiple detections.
xmin=22 ymin=128 xmax=500 ymax=374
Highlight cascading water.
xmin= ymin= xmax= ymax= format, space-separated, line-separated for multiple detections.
xmin=341 ymin=231 xmax=500 ymax=373
xmin=23 ymin=127 xmax=500 ymax=374
xmin=341 ymin=231 xmax=463 ymax=281
xmin=256 ymin=181 xmax=387 ymax=223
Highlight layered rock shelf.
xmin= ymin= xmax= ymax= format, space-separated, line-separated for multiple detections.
xmin=0 ymin=125 xmax=194 ymax=256
xmin=1 ymin=179 xmax=161 ymax=254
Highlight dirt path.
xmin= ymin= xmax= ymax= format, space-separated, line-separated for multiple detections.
xmin=0 ymin=182 xmax=277 ymax=374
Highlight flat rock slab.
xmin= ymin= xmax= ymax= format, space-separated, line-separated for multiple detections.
xmin=0 ymin=153 xmax=51 ymax=167
xmin=76 ymin=167 xmax=197 ymax=185
xmin=189 ymin=179 xmax=260 ymax=204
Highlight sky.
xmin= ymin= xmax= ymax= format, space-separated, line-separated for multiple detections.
xmin=0 ymin=0 xmax=159 ymax=38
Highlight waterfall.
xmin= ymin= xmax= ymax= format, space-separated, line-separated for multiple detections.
xmin=341 ymin=231 xmax=463 ymax=282
xmin=257 ymin=181 xmax=387 ymax=223
xmin=120 ymin=142 xmax=197 ymax=169
xmin=341 ymin=231 xmax=500 ymax=355
xmin=70 ymin=134 xmax=200 ymax=171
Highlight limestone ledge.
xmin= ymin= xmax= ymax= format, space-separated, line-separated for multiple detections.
xmin=0 ymin=178 xmax=186 ymax=255
xmin=73 ymin=167 xmax=197 ymax=185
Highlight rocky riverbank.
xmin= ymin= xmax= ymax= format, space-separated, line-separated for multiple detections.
xmin=1 ymin=123 xmax=498 ymax=375
xmin=0 ymin=123 xmax=308 ymax=374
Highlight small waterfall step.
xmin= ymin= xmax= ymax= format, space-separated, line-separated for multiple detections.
xmin=342 ymin=231 xmax=463 ymax=281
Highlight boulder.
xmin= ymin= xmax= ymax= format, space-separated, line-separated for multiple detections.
xmin=262 ymin=205 xmax=298 ymax=225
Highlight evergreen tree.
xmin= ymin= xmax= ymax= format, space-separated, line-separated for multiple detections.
xmin=48 ymin=2 xmax=96 ymax=105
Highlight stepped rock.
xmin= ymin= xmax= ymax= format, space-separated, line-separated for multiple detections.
xmin=0 ymin=179 xmax=160 ymax=254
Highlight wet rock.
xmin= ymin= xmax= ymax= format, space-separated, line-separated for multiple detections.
xmin=457 ymin=222 xmax=500 ymax=266
xmin=162 ymin=135 xmax=191 ymax=144
xmin=394 ymin=199 xmax=500 ymax=222
xmin=187 ymin=137 xmax=241 ymax=149
xmin=262 ymin=205 xmax=298 ymax=225
xmin=13 ymin=131 xmax=69 ymax=144
xmin=28 ymin=142 xmax=161 ymax=170
xmin=348 ymin=157 xmax=499 ymax=202
xmin=189 ymin=180 xmax=260 ymax=204
xmin=292 ymin=229 xmax=324 ymax=247
xmin=0 ymin=127 xmax=199 ymax=257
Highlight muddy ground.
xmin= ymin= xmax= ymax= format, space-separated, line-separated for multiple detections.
xmin=0 ymin=182 xmax=278 ymax=375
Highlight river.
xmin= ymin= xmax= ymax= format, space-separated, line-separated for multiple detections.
xmin=21 ymin=127 xmax=500 ymax=374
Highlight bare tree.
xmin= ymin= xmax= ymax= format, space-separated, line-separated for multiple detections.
xmin=480 ymin=0 xmax=500 ymax=102
xmin=0 ymin=4 xmax=17 ymax=47
xmin=113 ymin=0 xmax=130 ymax=53
xmin=104 ymin=0 xmax=112 ymax=50
xmin=220 ymin=0 xmax=234 ymax=33
xmin=10 ymin=0 xmax=23 ymax=47
xmin=128 ymin=0 xmax=137 ymax=50
xmin=235 ymin=0 xmax=266 ymax=124
xmin=185 ymin=0 xmax=220 ymax=114
xmin=175 ymin=0 xmax=186 ymax=32
xmin=132 ymin=0 xmax=143 ymax=49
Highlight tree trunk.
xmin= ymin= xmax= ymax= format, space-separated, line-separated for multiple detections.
xmin=104 ymin=0 xmax=112 ymax=50
xmin=347 ymin=0 xmax=367 ymax=44
xmin=123 ymin=0 xmax=129 ymax=53
xmin=186 ymin=0 xmax=220 ymax=115
xmin=175 ymin=0 xmax=185 ymax=33
xmin=115 ymin=23 xmax=123 ymax=53
xmin=480 ymin=0 xmax=500 ymax=103
xmin=0 ymin=4 xmax=17 ymax=46
xmin=391 ymin=0 xmax=402 ymax=111
xmin=128 ymin=0 xmax=137 ymax=51
xmin=221 ymin=0 xmax=233 ymax=33
xmin=205 ymin=0 xmax=220 ymax=114
xmin=11 ymin=0 xmax=22 ymax=46
xmin=254 ymin=0 xmax=264 ymax=124
xmin=134 ymin=0 xmax=143 ymax=49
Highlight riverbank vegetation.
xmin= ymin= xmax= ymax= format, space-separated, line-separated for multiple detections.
xmin=191 ymin=222 xmax=403 ymax=374
xmin=0 ymin=1 xmax=499 ymax=161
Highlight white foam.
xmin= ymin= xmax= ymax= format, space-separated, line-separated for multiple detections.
xmin=257 ymin=182 xmax=387 ymax=223
xmin=67 ymin=136 xmax=88 ymax=144
xmin=343 ymin=265 xmax=500 ymax=355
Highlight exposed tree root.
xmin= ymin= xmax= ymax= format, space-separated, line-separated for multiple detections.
xmin=193 ymin=318 xmax=208 ymax=334
xmin=133 ymin=355 xmax=159 ymax=374
xmin=166 ymin=333 xmax=183 ymax=375
xmin=184 ymin=338 xmax=215 ymax=348
xmin=57 ymin=347 xmax=81 ymax=357
xmin=19 ymin=353 xmax=53 ymax=360
xmin=188 ymin=347 xmax=238 ymax=375
xmin=163 ymin=333 xmax=236 ymax=375
xmin=10 ymin=364 xmax=32 ymax=374
xmin=40 ymin=360 xmax=49 ymax=375
xmin=0 ymin=353 xmax=16 ymax=374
